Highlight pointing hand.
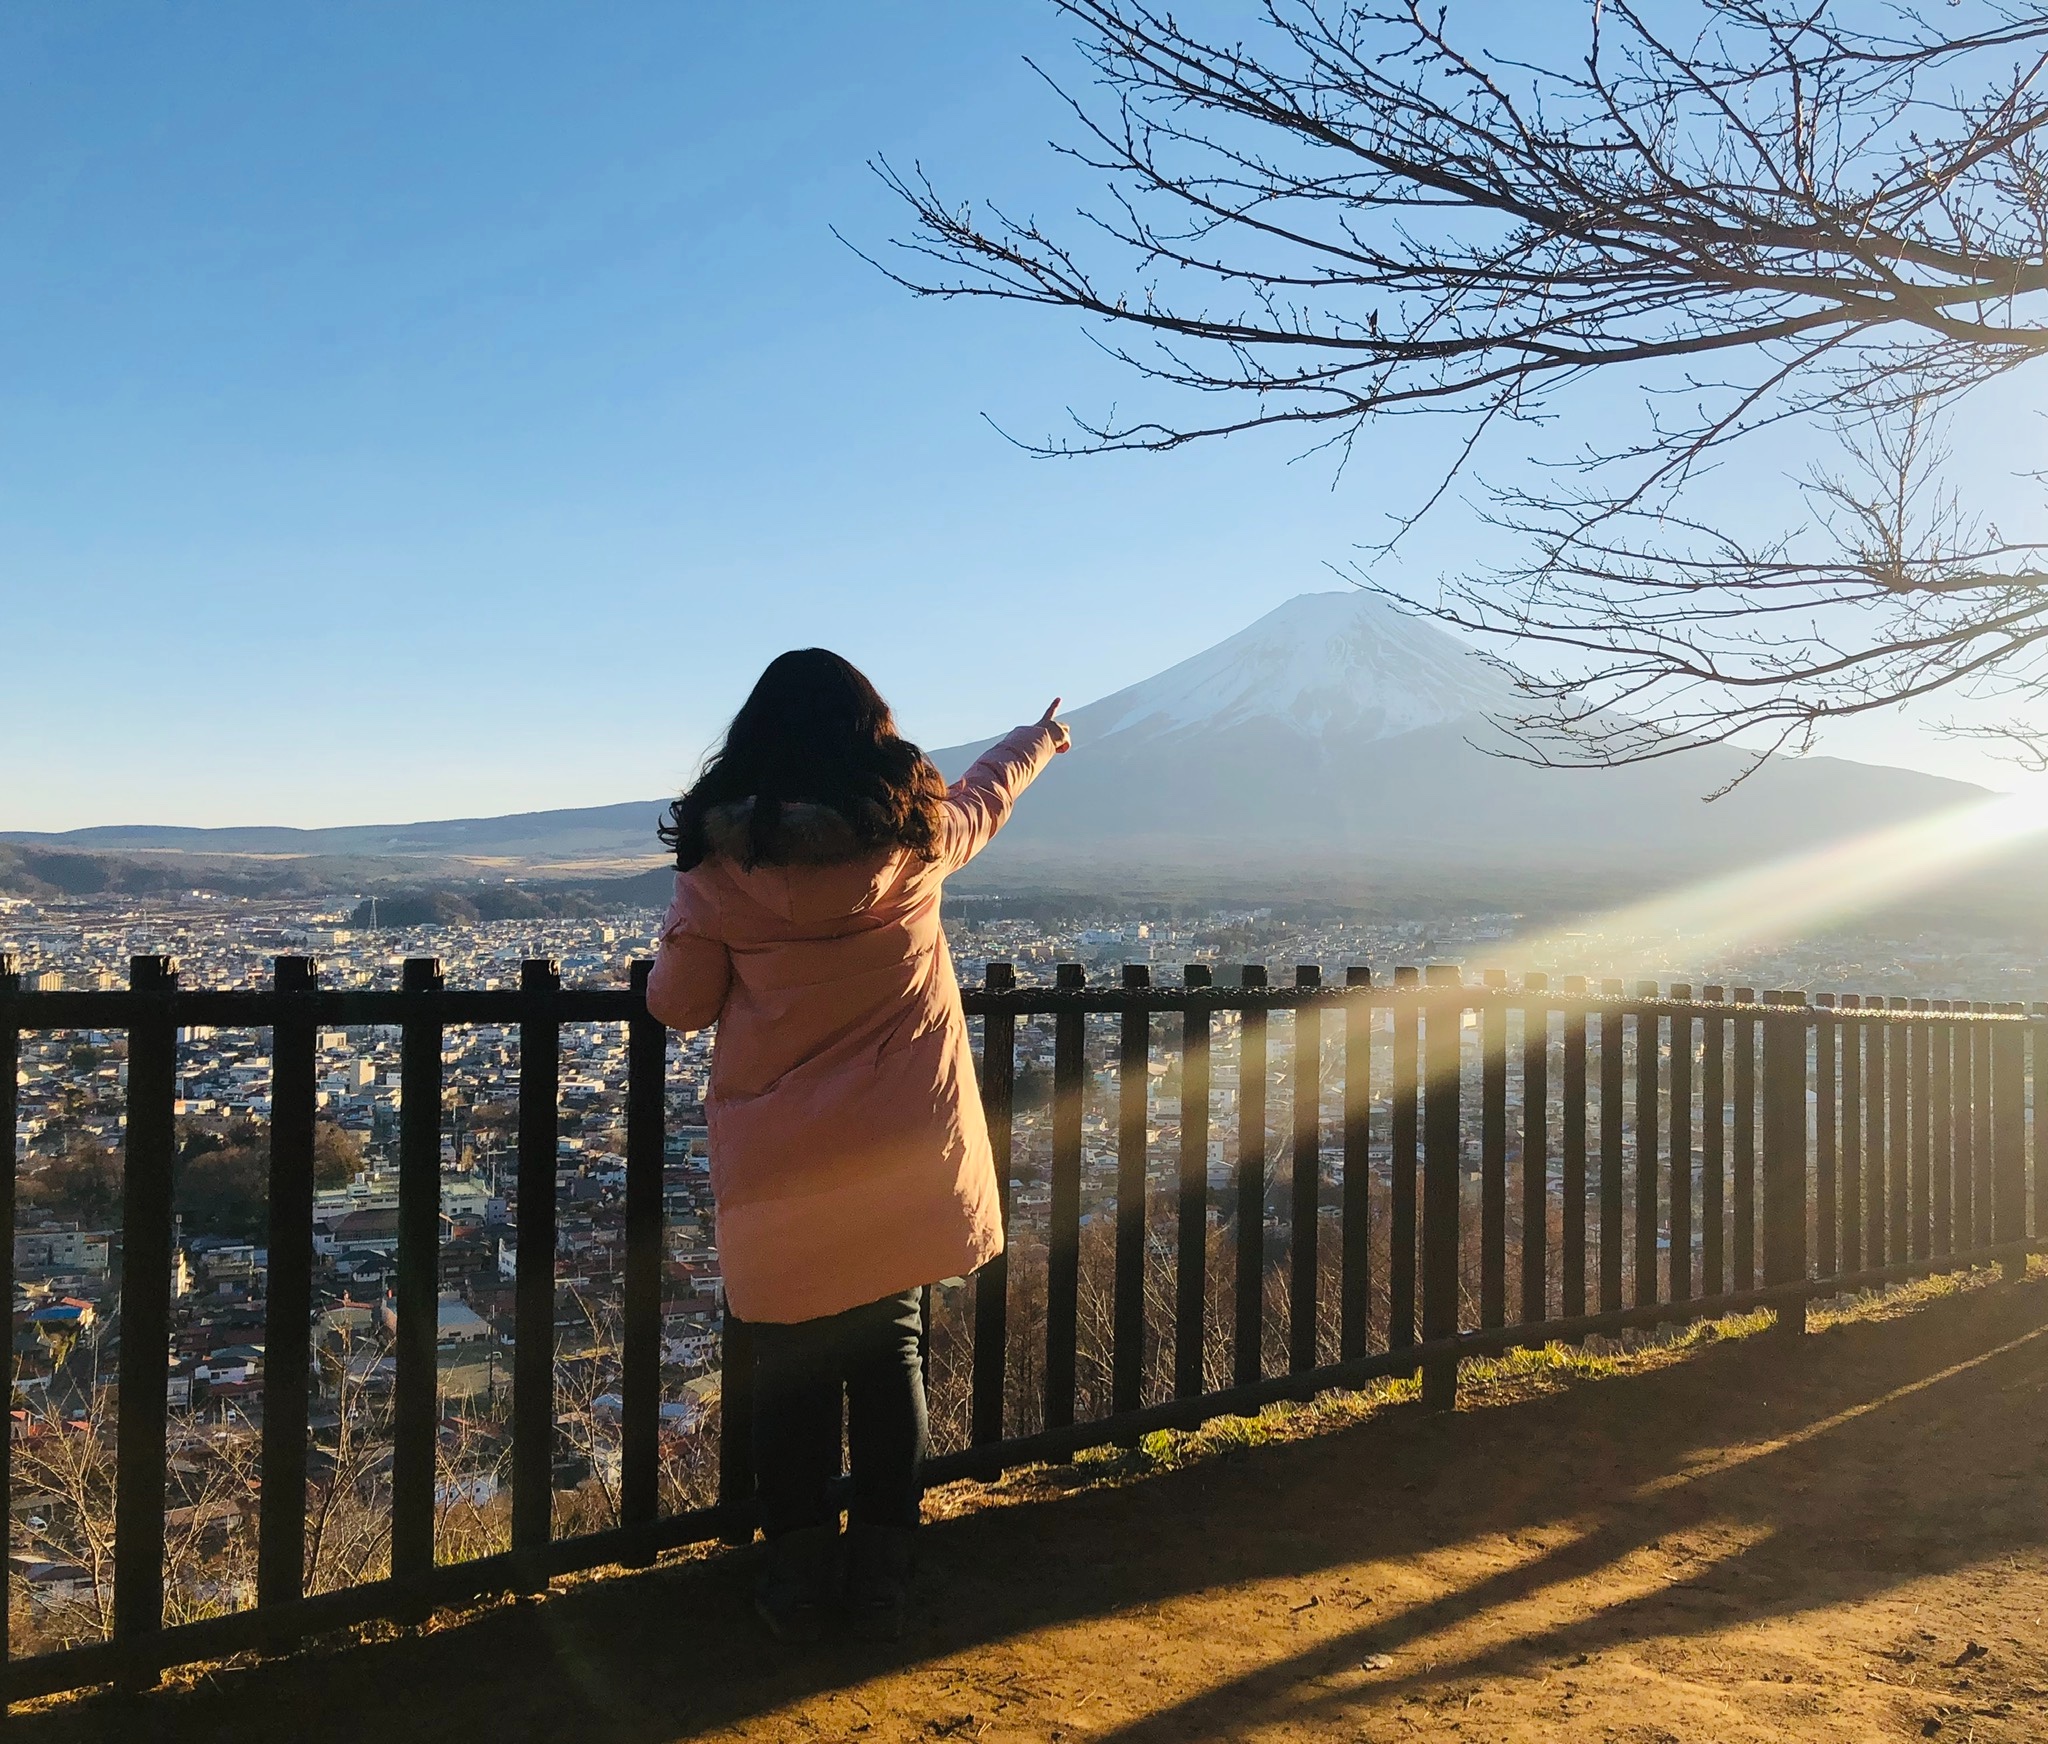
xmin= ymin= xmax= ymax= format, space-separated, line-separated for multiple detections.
xmin=1041 ymin=697 xmax=1072 ymax=754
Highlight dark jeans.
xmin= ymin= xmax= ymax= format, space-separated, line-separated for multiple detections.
xmin=751 ymin=1288 xmax=927 ymax=1540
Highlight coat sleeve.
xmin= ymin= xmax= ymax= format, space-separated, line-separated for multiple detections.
xmin=645 ymin=871 xmax=732 ymax=1033
xmin=938 ymin=721 xmax=1060 ymax=873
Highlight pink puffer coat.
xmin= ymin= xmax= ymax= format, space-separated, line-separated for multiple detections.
xmin=644 ymin=721 xmax=1059 ymax=1323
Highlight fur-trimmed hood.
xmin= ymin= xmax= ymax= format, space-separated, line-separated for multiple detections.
xmin=702 ymin=797 xmax=892 ymax=867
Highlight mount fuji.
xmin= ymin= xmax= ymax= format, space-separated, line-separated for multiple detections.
xmin=928 ymin=590 xmax=1985 ymax=884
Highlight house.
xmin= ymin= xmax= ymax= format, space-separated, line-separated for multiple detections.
xmin=13 ymin=1231 xmax=111 ymax=1278
xmin=10 ymin=1555 xmax=96 ymax=1606
xmin=377 ymin=1292 xmax=494 ymax=1347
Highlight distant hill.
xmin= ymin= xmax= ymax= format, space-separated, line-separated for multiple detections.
xmin=0 ymin=798 xmax=669 ymax=867
xmin=5 ymin=591 xmax=2004 ymax=903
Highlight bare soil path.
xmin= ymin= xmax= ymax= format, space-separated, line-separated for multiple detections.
xmin=23 ymin=1272 xmax=2048 ymax=1742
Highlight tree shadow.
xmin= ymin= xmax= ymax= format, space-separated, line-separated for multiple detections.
xmin=16 ymin=1278 xmax=2048 ymax=1744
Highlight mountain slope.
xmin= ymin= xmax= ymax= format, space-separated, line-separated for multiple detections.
xmin=930 ymin=591 xmax=1987 ymax=876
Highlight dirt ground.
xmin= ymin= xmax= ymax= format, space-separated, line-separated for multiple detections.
xmin=21 ymin=1268 xmax=2048 ymax=1743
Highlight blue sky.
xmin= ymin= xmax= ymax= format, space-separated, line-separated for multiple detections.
xmin=4 ymin=1 xmax=2044 ymax=829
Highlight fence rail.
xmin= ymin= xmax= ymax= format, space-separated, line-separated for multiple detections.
xmin=0 ymin=951 xmax=2043 ymax=1699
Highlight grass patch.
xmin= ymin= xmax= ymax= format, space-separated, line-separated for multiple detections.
xmin=944 ymin=1262 xmax=2034 ymax=1512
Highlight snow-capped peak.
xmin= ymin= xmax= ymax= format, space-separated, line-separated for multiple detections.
xmin=1067 ymin=590 xmax=1518 ymax=746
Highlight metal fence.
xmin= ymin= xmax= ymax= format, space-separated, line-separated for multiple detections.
xmin=0 ymin=952 xmax=2040 ymax=1698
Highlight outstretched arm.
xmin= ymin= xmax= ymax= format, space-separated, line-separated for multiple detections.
xmin=940 ymin=697 xmax=1070 ymax=872
xmin=645 ymin=873 xmax=732 ymax=1033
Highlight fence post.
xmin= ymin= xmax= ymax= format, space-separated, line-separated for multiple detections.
xmin=1634 ymin=982 xmax=1661 ymax=1308
xmin=1733 ymin=988 xmax=1758 ymax=1291
xmin=1762 ymin=992 xmax=1809 ymax=1337
xmin=512 ymin=957 xmax=561 ymax=1579
xmin=0 ymin=953 xmax=16 ymax=1675
xmin=259 ymin=956 xmax=319 ymax=1611
xmin=1667 ymin=985 xmax=1693 ymax=1308
xmin=1702 ymin=986 xmax=1727 ymax=1298
xmin=2030 ymin=1004 xmax=2048 ymax=1253
xmin=393 ymin=956 xmax=444 ymax=1586
xmin=115 ymin=954 xmax=178 ymax=1655
xmin=1114 ymin=964 xmax=1151 ymax=1411
xmin=1420 ymin=966 xmax=1462 ymax=1410
xmin=1561 ymin=976 xmax=1588 ymax=1318
xmin=1520 ymin=973 xmax=1550 ymax=1325
xmin=1234 ymin=966 xmax=1269 ymax=1389
xmin=1389 ymin=967 xmax=1420 ymax=1360
xmin=1599 ymin=979 xmax=1625 ymax=1313
xmin=1047 ymin=962 xmax=1086 ymax=1426
xmin=972 ymin=963 xmax=1017 ymax=1441
xmin=1478 ymin=970 xmax=1508 ymax=1330
xmin=1288 ymin=966 xmax=1323 ymax=1374
xmin=1175 ymin=965 xmax=1212 ymax=1396
xmin=1994 ymin=1009 xmax=2028 ymax=1281
xmin=621 ymin=958 xmax=668 ymax=1543
xmin=1339 ymin=966 xmax=1372 ymax=1360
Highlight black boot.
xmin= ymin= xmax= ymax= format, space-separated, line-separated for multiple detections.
xmin=754 ymin=1523 xmax=841 ymax=1643
xmin=844 ymin=1524 xmax=916 ymax=1642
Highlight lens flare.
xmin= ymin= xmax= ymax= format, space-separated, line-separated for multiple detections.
xmin=1494 ymin=790 xmax=2048 ymax=979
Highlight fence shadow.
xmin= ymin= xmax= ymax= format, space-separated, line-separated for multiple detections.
xmin=17 ymin=1275 xmax=2048 ymax=1744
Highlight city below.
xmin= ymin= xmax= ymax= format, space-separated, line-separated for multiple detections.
xmin=0 ymin=884 xmax=2040 ymax=1636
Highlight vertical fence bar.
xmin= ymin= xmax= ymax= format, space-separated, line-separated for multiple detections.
xmin=2033 ymin=1006 xmax=2048 ymax=1245
xmin=1994 ymin=1012 xmax=2027 ymax=1279
xmin=1479 ymin=973 xmax=1508 ymax=1330
xmin=1340 ymin=967 xmax=1372 ymax=1361
xmin=1732 ymin=991 xmax=1757 ymax=1292
xmin=1114 ymin=965 xmax=1151 ymax=1413
xmin=1668 ymin=987 xmax=1693 ymax=1307
xmin=1046 ymin=963 xmax=1085 ymax=1431
xmin=1634 ymin=985 xmax=1660 ymax=1308
xmin=1973 ymin=1013 xmax=1995 ymax=1252
xmin=1520 ymin=975 xmax=1550 ymax=1325
xmin=1420 ymin=968 xmax=1463 ymax=1409
xmin=115 ymin=954 xmax=178 ymax=1647
xmin=259 ymin=956 xmax=319 ymax=1608
xmin=1389 ymin=969 xmax=1420 ymax=1355
xmin=1289 ymin=967 xmax=1323 ymax=1373
xmin=1865 ymin=1019 xmax=1888 ymax=1269
xmin=1909 ymin=1005 xmax=1932 ymax=1264
xmin=1888 ymin=1002 xmax=1910 ymax=1263
xmin=1702 ymin=989 xmax=1730 ymax=1295
xmin=1599 ymin=984 xmax=1625 ymax=1314
xmin=1956 ymin=1012 xmax=1978 ymax=1251
xmin=1812 ymin=996 xmax=1837 ymax=1282
xmin=1175 ymin=966 xmax=1212 ymax=1398
xmin=1932 ymin=1005 xmax=1954 ymax=1259
xmin=716 ymin=1304 xmax=755 ymax=1543
xmin=393 ymin=957 xmax=444 ymax=1582
xmin=972 ymin=964 xmax=1017 ymax=1443
xmin=1561 ymin=979 xmax=1588 ymax=1318
xmin=1841 ymin=998 xmax=1864 ymax=1273
xmin=513 ymin=958 xmax=561 ymax=1570
xmin=621 ymin=959 xmax=667 ymax=1537
xmin=1762 ymin=994 xmax=1809 ymax=1335
xmin=0 ymin=954 xmax=17 ymax=1672
xmin=1234 ymin=967 xmax=1269 ymax=1389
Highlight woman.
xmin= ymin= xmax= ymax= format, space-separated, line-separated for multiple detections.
xmin=645 ymin=649 xmax=1068 ymax=1642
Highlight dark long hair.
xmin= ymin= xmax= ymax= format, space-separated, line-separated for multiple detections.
xmin=659 ymin=649 xmax=947 ymax=871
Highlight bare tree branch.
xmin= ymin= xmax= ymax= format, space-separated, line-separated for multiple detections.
xmin=876 ymin=1 xmax=2048 ymax=774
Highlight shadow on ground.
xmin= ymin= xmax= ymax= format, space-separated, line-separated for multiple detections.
xmin=21 ymin=1275 xmax=2048 ymax=1743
